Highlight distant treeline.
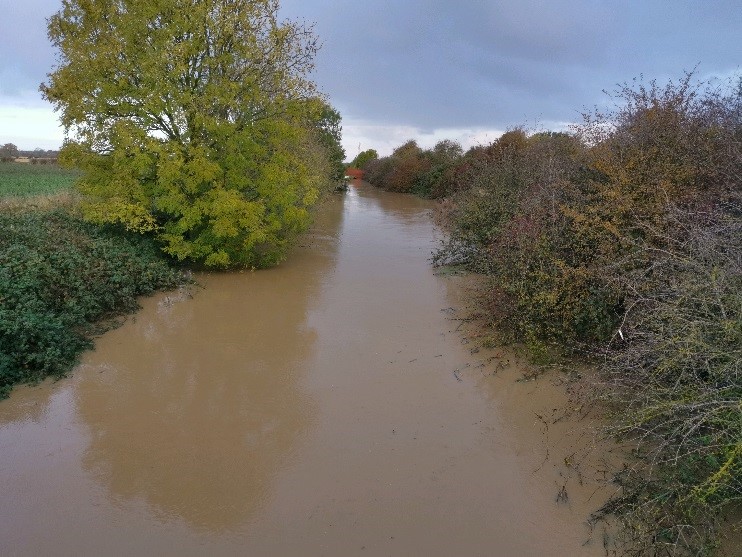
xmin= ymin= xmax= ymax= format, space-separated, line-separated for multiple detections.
xmin=0 ymin=144 xmax=61 ymax=163
xmin=18 ymin=149 xmax=61 ymax=158
xmin=360 ymin=73 xmax=741 ymax=556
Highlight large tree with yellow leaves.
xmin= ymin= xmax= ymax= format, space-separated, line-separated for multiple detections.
xmin=43 ymin=0 xmax=338 ymax=268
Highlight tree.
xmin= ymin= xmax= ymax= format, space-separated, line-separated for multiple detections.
xmin=431 ymin=139 xmax=462 ymax=163
xmin=0 ymin=143 xmax=19 ymax=162
xmin=309 ymin=99 xmax=345 ymax=182
xmin=350 ymin=149 xmax=378 ymax=169
xmin=391 ymin=140 xmax=422 ymax=159
xmin=42 ymin=0 xmax=335 ymax=268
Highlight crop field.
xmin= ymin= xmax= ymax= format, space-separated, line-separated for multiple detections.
xmin=0 ymin=162 xmax=79 ymax=198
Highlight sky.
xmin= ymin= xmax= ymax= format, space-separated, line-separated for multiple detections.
xmin=0 ymin=1 xmax=740 ymax=157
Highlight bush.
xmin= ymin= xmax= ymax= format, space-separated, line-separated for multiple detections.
xmin=432 ymin=72 xmax=741 ymax=555
xmin=434 ymin=129 xmax=617 ymax=346
xmin=585 ymin=76 xmax=742 ymax=555
xmin=0 ymin=209 xmax=184 ymax=398
xmin=595 ymin=198 xmax=741 ymax=555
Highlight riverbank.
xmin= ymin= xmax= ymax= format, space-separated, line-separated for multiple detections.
xmin=360 ymin=75 xmax=741 ymax=556
xmin=0 ymin=158 xmax=339 ymax=398
xmin=0 ymin=204 xmax=186 ymax=398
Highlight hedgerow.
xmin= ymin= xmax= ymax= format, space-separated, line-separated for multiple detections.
xmin=584 ymin=75 xmax=742 ymax=555
xmin=365 ymin=72 xmax=741 ymax=555
xmin=364 ymin=139 xmax=463 ymax=198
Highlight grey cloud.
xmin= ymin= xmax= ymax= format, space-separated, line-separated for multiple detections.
xmin=0 ymin=1 xmax=60 ymax=97
xmin=282 ymin=0 xmax=741 ymax=132
xmin=1 ymin=1 xmax=739 ymax=136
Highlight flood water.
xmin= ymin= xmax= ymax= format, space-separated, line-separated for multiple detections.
xmin=0 ymin=183 xmax=611 ymax=556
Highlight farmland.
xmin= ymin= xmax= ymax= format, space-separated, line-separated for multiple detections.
xmin=0 ymin=162 xmax=78 ymax=198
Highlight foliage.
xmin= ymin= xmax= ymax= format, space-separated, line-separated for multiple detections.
xmin=0 ymin=208 xmax=184 ymax=399
xmin=309 ymin=100 xmax=346 ymax=183
xmin=0 ymin=143 xmax=19 ymax=162
xmin=350 ymin=148 xmax=378 ymax=169
xmin=434 ymin=128 xmax=620 ymax=346
xmin=43 ymin=0 xmax=338 ymax=268
xmin=594 ymin=199 xmax=741 ymax=556
xmin=427 ymin=72 xmax=741 ymax=555
xmin=0 ymin=162 xmax=78 ymax=197
xmin=584 ymin=75 xmax=742 ymax=556
xmin=362 ymin=139 xmax=464 ymax=198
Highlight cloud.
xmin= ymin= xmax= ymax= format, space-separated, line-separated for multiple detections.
xmin=0 ymin=1 xmax=59 ymax=96
xmin=282 ymin=0 xmax=742 ymax=135
xmin=0 ymin=102 xmax=63 ymax=150
xmin=1 ymin=1 xmax=740 ymax=150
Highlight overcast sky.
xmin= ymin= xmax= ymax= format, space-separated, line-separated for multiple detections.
xmin=1 ymin=1 xmax=740 ymax=156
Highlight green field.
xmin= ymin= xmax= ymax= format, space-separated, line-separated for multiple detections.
xmin=0 ymin=162 xmax=79 ymax=198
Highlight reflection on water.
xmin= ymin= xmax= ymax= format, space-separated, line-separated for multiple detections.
xmin=76 ymin=194 xmax=345 ymax=532
xmin=0 ymin=186 xmax=608 ymax=556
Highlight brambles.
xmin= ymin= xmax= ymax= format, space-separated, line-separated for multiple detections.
xmin=0 ymin=209 xmax=185 ymax=398
xmin=584 ymin=76 xmax=742 ymax=554
xmin=594 ymin=198 xmax=741 ymax=555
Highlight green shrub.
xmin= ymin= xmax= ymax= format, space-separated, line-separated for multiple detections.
xmin=0 ymin=209 xmax=184 ymax=398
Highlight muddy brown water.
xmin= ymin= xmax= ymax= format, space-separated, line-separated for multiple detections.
xmin=0 ymin=182 xmax=614 ymax=556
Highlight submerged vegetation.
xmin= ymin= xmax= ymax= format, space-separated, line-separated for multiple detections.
xmin=361 ymin=73 xmax=741 ymax=555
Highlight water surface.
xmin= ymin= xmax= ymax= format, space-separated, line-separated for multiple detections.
xmin=0 ymin=183 xmax=608 ymax=556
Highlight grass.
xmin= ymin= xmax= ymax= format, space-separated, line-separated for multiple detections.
xmin=0 ymin=162 xmax=79 ymax=198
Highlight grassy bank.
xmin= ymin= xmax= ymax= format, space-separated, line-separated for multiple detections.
xmin=0 ymin=205 xmax=185 ymax=399
xmin=362 ymin=74 xmax=741 ymax=555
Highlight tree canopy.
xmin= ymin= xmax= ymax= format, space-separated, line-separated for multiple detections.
xmin=43 ymin=0 xmax=342 ymax=268
xmin=309 ymin=100 xmax=345 ymax=182
xmin=0 ymin=144 xmax=19 ymax=162
xmin=350 ymin=149 xmax=378 ymax=169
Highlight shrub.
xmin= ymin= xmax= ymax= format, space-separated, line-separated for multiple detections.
xmin=586 ymin=76 xmax=742 ymax=555
xmin=0 ymin=209 xmax=184 ymax=398
xmin=434 ymin=129 xmax=617 ymax=346
xmin=432 ymin=72 xmax=741 ymax=555
xmin=594 ymin=197 xmax=741 ymax=555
